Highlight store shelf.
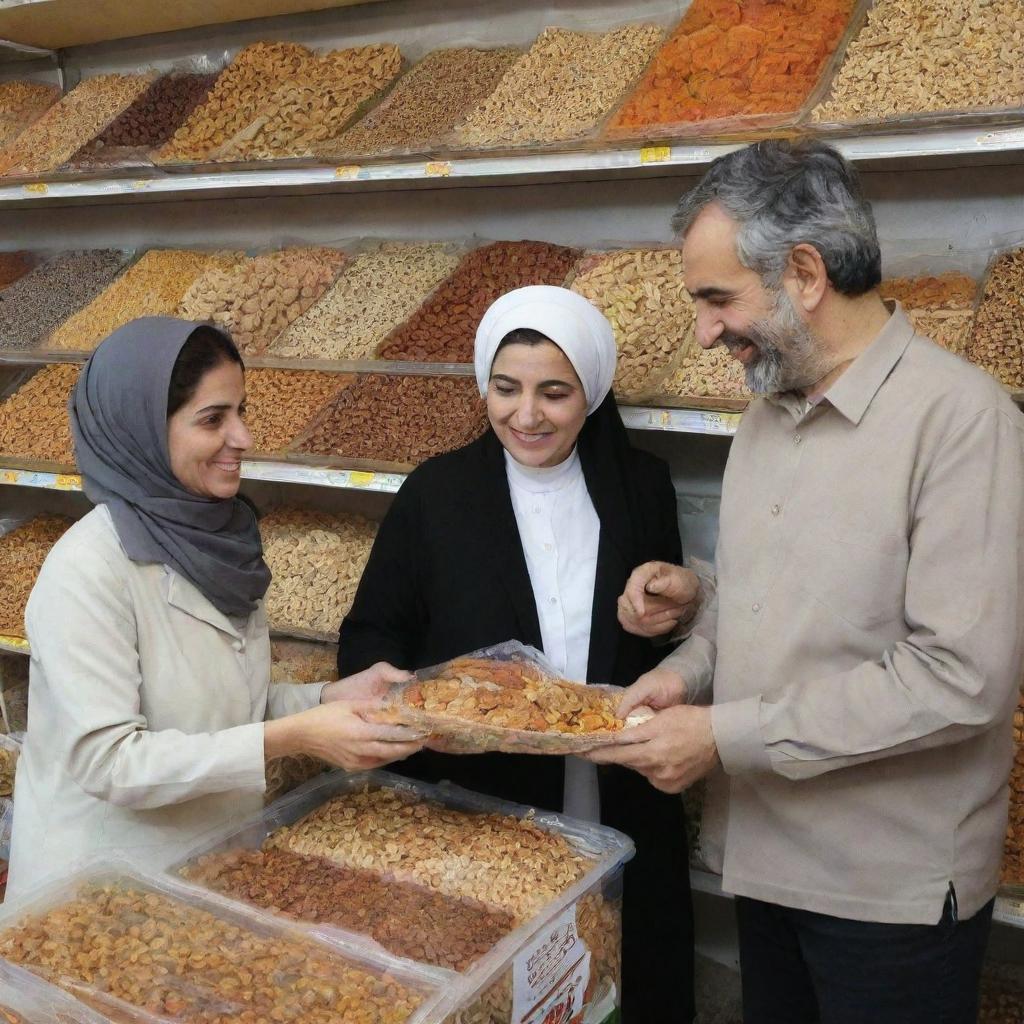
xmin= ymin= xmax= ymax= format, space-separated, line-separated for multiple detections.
xmin=620 ymin=406 xmax=741 ymax=437
xmin=0 ymin=634 xmax=28 ymax=655
xmin=0 ymin=0 xmax=395 ymax=52
xmin=1 ymin=124 xmax=1023 ymax=208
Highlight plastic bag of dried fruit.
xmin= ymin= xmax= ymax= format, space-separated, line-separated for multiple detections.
xmin=0 ymin=960 xmax=109 ymax=1024
xmin=383 ymin=640 xmax=653 ymax=755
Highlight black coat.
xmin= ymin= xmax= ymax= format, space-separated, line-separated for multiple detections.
xmin=338 ymin=413 xmax=695 ymax=1022
xmin=337 ymin=422 xmax=683 ymax=808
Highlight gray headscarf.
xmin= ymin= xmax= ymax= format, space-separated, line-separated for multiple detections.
xmin=70 ymin=316 xmax=271 ymax=619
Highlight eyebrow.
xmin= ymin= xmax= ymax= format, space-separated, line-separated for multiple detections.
xmin=689 ymin=286 xmax=734 ymax=301
xmin=193 ymin=403 xmax=234 ymax=416
xmin=490 ymin=373 xmax=577 ymax=388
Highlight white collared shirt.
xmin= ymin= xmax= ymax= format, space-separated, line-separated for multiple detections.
xmin=505 ymin=448 xmax=602 ymax=821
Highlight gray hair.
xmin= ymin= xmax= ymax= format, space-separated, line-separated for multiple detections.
xmin=671 ymin=140 xmax=881 ymax=296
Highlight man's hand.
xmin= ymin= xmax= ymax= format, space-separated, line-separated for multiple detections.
xmin=320 ymin=662 xmax=411 ymax=703
xmin=617 ymin=666 xmax=688 ymax=719
xmin=584 ymin=705 xmax=718 ymax=794
xmin=618 ymin=561 xmax=701 ymax=638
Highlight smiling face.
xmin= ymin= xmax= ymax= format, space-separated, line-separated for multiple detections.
xmin=682 ymin=202 xmax=826 ymax=394
xmin=167 ymin=360 xmax=251 ymax=499
xmin=487 ymin=339 xmax=588 ymax=468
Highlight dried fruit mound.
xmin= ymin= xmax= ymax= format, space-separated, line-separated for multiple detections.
xmin=0 ymin=73 xmax=154 ymax=176
xmin=0 ymin=515 xmax=74 ymax=637
xmin=1002 ymin=692 xmax=1024 ymax=886
xmin=965 ymin=248 xmax=1024 ymax=391
xmin=813 ymin=0 xmax=1024 ymax=123
xmin=182 ymin=847 xmax=516 ymax=972
xmin=176 ymin=247 xmax=345 ymax=355
xmin=67 ymin=72 xmax=219 ymax=168
xmin=295 ymin=373 xmax=486 ymax=466
xmin=661 ymin=344 xmax=752 ymax=403
xmin=260 ymin=506 xmax=377 ymax=637
xmin=571 ymin=247 xmax=694 ymax=397
xmin=333 ymin=47 xmax=518 ymax=158
xmin=0 ymin=252 xmax=35 ymax=291
xmin=0 ymin=250 xmax=129 ymax=350
xmin=0 ymin=745 xmax=16 ymax=797
xmin=0 ymin=884 xmax=425 ymax=1024
xmin=456 ymin=24 xmax=664 ymax=148
xmin=378 ymin=240 xmax=581 ymax=362
xmin=609 ymin=0 xmax=854 ymax=132
xmin=879 ymin=272 xmax=977 ymax=355
xmin=270 ymin=242 xmax=461 ymax=360
xmin=407 ymin=657 xmax=623 ymax=735
xmin=243 ymin=368 xmax=350 ymax=453
xmin=49 ymin=248 xmax=242 ymax=351
xmin=0 ymin=364 xmax=79 ymax=465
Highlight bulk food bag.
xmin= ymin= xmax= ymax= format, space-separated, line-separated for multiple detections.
xmin=0 ymin=960 xmax=110 ymax=1024
xmin=382 ymin=640 xmax=652 ymax=755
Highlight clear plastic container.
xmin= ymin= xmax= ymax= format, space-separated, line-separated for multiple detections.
xmin=171 ymin=768 xmax=634 ymax=1024
xmin=0 ymin=860 xmax=448 ymax=1024
xmin=0 ymin=960 xmax=110 ymax=1024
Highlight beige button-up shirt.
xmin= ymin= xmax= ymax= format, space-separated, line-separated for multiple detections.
xmin=7 ymin=504 xmax=324 ymax=900
xmin=665 ymin=304 xmax=1024 ymax=924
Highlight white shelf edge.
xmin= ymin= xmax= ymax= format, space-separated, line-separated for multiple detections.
xmin=0 ymin=124 xmax=1021 ymax=206
xmin=620 ymin=406 xmax=741 ymax=436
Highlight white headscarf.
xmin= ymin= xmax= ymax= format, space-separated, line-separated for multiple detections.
xmin=474 ymin=285 xmax=617 ymax=415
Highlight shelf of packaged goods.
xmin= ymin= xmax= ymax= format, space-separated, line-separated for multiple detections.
xmin=2 ymin=124 xmax=1023 ymax=207
xmin=0 ymin=0 xmax=394 ymax=52
xmin=620 ymin=406 xmax=741 ymax=437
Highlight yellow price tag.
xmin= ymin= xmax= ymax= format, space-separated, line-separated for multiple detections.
xmin=348 ymin=471 xmax=376 ymax=487
xmin=1 ymin=470 xmax=18 ymax=484
xmin=640 ymin=146 xmax=672 ymax=164
xmin=334 ymin=165 xmax=361 ymax=180
xmin=0 ymin=634 xmax=29 ymax=650
xmin=425 ymin=161 xmax=453 ymax=177
xmin=130 ymin=179 xmax=150 ymax=190
xmin=54 ymin=473 xmax=81 ymax=490
xmin=23 ymin=182 xmax=48 ymax=195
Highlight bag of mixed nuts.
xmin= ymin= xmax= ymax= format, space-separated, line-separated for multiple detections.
xmin=384 ymin=640 xmax=651 ymax=755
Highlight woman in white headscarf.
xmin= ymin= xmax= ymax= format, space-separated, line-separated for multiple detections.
xmin=339 ymin=285 xmax=698 ymax=1022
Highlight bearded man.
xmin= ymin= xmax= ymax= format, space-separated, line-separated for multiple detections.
xmin=594 ymin=139 xmax=1024 ymax=1024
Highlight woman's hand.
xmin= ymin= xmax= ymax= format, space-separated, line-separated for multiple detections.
xmin=265 ymin=698 xmax=424 ymax=772
xmin=320 ymin=662 xmax=412 ymax=703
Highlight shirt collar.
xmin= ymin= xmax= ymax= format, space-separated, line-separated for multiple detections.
xmin=504 ymin=447 xmax=583 ymax=494
xmin=767 ymin=301 xmax=915 ymax=426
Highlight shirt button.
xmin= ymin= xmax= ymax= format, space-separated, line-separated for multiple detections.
xmin=752 ymin=603 xmax=760 ymax=613
xmin=544 ymin=543 xmax=553 ymax=552
xmin=549 ymin=597 xmax=558 ymax=605
xmin=770 ymin=504 xmax=781 ymax=516
xmin=232 ymin=639 xmax=244 ymax=652
xmin=793 ymin=434 xmax=803 ymax=445
xmin=533 ymin=506 xmax=542 ymax=514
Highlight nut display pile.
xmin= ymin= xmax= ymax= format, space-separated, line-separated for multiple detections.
xmin=177 ymin=247 xmax=345 ymax=355
xmin=271 ymin=242 xmax=462 ymax=360
xmin=0 ymin=883 xmax=425 ymax=1024
xmin=0 ymin=81 xmax=60 ymax=151
xmin=334 ymin=47 xmax=519 ymax=158
xmin=965 ymin=248 xmax=1024 ymax=391
xmin=260 ymin=507 xmax=378 ymax=637
xmin=0 ymin=250 xmax=129 ymax=350
xmin=571 ymin=248 xmax=694 ymax=396
xmin=662 ymin=343 xmax=752 ymax=403
xmin=378 ymin=241 xmax=581 ymax=362
xmin=68 ymin=72 xmax=220 ymax=168
xmin=0 ymin=73 xmax=154 ymax=176
xmin=0 ymin=744 xmax=18 ymax=796
xmin=219 ymin=45 xmax=403 ymax=161
xmin=879 ymin=273 xmax=977 ymax=354
xmin=1002 ymin=692 xmax=1024 ymax=885
xmin=268 ymin=787 xmax=591 ymax=920
xmin=0 ymin=515 xmax=73 ymax=637
xmin=813 ymin=0 xmax=1024 ymax=123
xmin=979 ymin=962 xmax=1024 ymax=1024
xmin=0 ymin=252 xmax=35 ymax=291
xmin=0 ymin=366 xmax=79 ymax=465
xmin=155 ymin=42 xmax=314 ymax=164
xmin=243 ymin=368 xmax=350 ymax=452
xmin=407 ymin=657 xmax=623 ymax=735
xmin=609 ymin=0 xmax=854 ymax=134
xmin=295 ymin=374 xmax=487 ymax=465
xmin=271 ymin=639 xmax=339 ymax=684
xmin=49 ymin=249 xmax=241 ymax=351
xmin=182 ymin=847 xmax=517 ymax=972
xmin=265 ymin=753 xmax=330 ymax=804
xmin=456 ymin=25 xmax=663 ymax=148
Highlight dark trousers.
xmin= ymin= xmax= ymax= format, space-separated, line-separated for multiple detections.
xmin=735 ymin=892 xmax=993 ymax=1024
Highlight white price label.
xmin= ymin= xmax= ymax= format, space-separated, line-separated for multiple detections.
xmin=513 ymin=904 xmax=591 ymax=1024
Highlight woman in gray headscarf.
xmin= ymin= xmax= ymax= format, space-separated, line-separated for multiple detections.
xmin=6 ymin=317 xmax=422 ymax=899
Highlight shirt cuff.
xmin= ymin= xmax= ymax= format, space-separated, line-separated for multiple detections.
xmin=658 ymin=634 xmax=715 ymax=705
xmin=711 ymin=697 xmax=773 ymax=775
xmin=266 ymin=681 xmax=326 ymax=719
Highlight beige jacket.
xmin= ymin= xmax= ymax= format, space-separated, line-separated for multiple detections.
xmin=7 ymin=504 xmax=323 ymax=900
xmin=665 ymin=305 xmax=1024 ymax=924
